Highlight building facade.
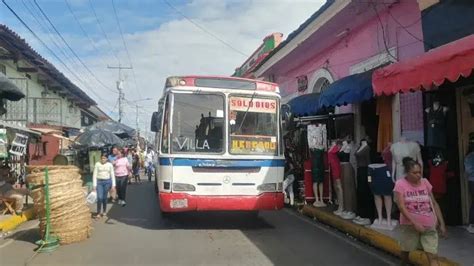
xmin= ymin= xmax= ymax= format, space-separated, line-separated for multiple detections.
xmin=0 ymin=25 xmax=105 ymax=131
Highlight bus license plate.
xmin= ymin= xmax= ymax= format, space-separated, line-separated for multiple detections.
xmin=170 ymin=199 xmax=188 ymax=209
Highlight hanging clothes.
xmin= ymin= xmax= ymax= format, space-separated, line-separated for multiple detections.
xmin=328 ymin=145 xmax=341 ymax=181
xmin=376 ymin=96 xmax=393 ymax=153
xmin=428 ymin=160 xmax=448 ymax=195
xmin=426 ymin=106 xmax=448 ymax=149
xmin=311 ymin=149 xmax=325 ymax=183
xmin=303 ymin=159 xmax=314 ymax=202
xmin=307 ymin=124 xmax=327 ymax=150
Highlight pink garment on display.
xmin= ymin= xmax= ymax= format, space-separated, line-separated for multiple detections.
xmin=428 ymin=160 xmax=448 ymax=195
xmin=303 ymin=159 xmax=314 ymax=202
xmin=393 ymin=178 xmax=437 ymax=228
xmin=114 ymin=157 xmax=130 ymax=177
xmin=328 ymin=145 xmax=341 ymax=181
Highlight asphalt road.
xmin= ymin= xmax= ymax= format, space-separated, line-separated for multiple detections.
xmin=0 ymin=181 xmax=398 ymax=266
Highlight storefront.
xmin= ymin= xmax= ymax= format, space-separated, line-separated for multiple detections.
xmin=373 ymin=34 xmax=474 ymax=225
xmin=283 ymin=69 xmax=404 ymax=226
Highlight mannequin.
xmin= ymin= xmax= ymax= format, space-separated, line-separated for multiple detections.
xmin=391 ymin=136 xmax=423 ymax=181
xmin=308 ymin=124 xmax=327 ymax=207
xmin=339 ymin=136 xmax=352 ymax=162
xmin=354 ymin=139 xmax=374 ymax=224
xmin=368 ymin=163 xmax=395 ymax=229
xmin=425 ymin=100 xmax=449 ymax=151
xmin=283 ymin=164 xmax=295 ymax=206
xmin=329 ymin=140 xmax=344 ymax=215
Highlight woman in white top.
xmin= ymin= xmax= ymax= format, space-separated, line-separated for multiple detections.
xmin=93 ymin=154 xmax=116 ymax=218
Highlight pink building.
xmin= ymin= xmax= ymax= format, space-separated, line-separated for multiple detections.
xmin=254 ymin=0 xmax=425 ymax=143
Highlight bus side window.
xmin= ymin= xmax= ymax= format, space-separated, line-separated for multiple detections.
xmin=161 ymin=96 xmax=170 ymax=153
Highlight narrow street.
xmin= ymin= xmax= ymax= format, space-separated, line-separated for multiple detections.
xmin=1 ymin=181 xmax=397 ymax=266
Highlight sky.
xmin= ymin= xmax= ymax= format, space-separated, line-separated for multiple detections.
xmin=0 ymin=0 xmax=324 ymax=137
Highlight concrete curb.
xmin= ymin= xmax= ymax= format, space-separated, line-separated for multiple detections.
xmin=0 ymin=208 xmax=36 ymax=232
xmin=301 ymin=205 xmax=459 ymax=266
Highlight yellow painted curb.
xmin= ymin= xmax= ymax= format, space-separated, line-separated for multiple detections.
xmin=0 ymin=208 xmax=37 ymax=232
xmin=302 ymin=205 xmax=459 ymax=266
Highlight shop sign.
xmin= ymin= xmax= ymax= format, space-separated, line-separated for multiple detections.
xmin=297 ymin=75 xmax=308 ymax=92
xmin=229 ymin=97 xmax=277 ymax=113
xmin=230 ymin=135 xmax=277 ymax=154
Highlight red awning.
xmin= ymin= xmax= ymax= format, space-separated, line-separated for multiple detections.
xmin=373 ymin=34 xmax=474 ymax=96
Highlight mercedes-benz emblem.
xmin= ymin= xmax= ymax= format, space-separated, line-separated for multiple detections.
xmin=223 ymin=176 xmax=231 ymax=184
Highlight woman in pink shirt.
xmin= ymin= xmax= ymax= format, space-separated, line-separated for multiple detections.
xmin=394 ymin=157 xmax=446 ymax=265
xmin=114 ymin=149 xmax=131 ymax=207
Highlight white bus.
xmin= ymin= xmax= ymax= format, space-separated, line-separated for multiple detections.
xmin=150 ymin=76 xmax=285 ymax=214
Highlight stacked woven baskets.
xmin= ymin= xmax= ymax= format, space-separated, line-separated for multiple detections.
xmin=27 ymin=165 xmax=92 ymax=245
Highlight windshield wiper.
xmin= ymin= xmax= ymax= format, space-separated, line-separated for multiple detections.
xmin=236 ymin=92 xmax=257 ymax=133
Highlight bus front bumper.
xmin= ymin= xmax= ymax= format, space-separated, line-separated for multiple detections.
xmin=159 ymin=192 xmax=284 ymax=212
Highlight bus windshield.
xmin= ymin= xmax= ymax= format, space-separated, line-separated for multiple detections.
xmin=229 ymin=96 xmax=278 ymax=155
xmin=172 ymin=93 xmax=224 ymax=153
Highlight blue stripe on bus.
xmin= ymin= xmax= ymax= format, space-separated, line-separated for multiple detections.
xmin=158 ymin=158 xmax=285 ymax=167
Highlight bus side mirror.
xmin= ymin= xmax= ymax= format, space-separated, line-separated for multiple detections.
xmin=150 ymin=111 xmax=161 ymax=132
xmin=281 ymin=104 xmax=293 ymax=131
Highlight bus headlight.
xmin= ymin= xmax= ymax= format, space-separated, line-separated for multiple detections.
xmin=172 ymin=183 xmax=196 ymax=192
xmin=257 ymin=183 xmax=277 ymax=192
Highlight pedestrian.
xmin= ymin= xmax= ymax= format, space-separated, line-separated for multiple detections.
xmin=92 ymin=154 xmax=116 ymax=219
xmin=125 ymin=148 xmax=133 ymax=185
xmin=108 ymin=146 xmax=119 ymax=163
xmin=394 ymin=157 xmax=446 ymax=266
xmin=114 ymin=148 xmax=132 ymax=207
xmin=145 ymin=149 xmax=155 ymax=182
xmin=132 ymin=149 xmax=141 ymax=183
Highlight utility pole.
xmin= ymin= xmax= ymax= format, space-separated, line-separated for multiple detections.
xmin=108 ymin=64 xmax=132 ymax=123
xmin=135 ymin=104 xmax=140 ymax=136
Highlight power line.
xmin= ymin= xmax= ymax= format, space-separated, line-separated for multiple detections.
xmin=20 ymin=0 xmax=78 ymax=69
xmin=110 ymin=0 xmax=143 ymax=100
xmin=2 ymin=0 xmax=115 ymax=108
xmin=21 ymin=0 xmax=103 ymax=97
xmin=162 ymin=0 xmax=249 ymax=58
xmin=64 ymin=0 xmax=118 ymax=77
xmin=371 ymin=3 xmax=398 ymax=62
xmin=32 ymin=0 xmax=117 ymax=94
xmin=88 ymin=0 xmax=120 ymax=64
xmin=386 ymin=8 xmax=434 ymax=50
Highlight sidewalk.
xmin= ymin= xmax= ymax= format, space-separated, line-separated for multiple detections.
xmin=0 ymin=206 xmax=36 ymax=232
xmin=301 ymin=205 xmax=471 ymax=266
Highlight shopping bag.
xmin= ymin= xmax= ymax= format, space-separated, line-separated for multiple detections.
xmin=86 ymin=191 xmax=97 ymax=204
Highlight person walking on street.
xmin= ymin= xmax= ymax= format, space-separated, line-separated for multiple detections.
xmin=132 ymin=149 xmax=141 ymax=183
xmin=93 ymin=154 xmax=116 ymax=218
xmin=108 ymin=146 xmax=119 ymax=163
xmin=114 ymin=149 xmax=131 ymax=207
xmin=145 ymin=149 xmax=155 ymax=182
xmin=394 ymin=157 xmax=446 ymax=266
xmin=125 ymin=148 xmax=133 ymax=185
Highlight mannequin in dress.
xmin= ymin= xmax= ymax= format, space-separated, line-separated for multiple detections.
xmin=329 ymin=140 xmax=344 ymax=214
xmin=368 ymin=163 xmax=395 ymax=229
xmin=354 ymin=139 xmax=374 ymax=224
xmin=339 ymin=136 xmax=352 ymax=163
xmin=283 ymin=162 xmax=295 ymax=206
xmin=308 ymin=124 xmax=327 ymax=207
xmin=391 ymin=136 xmax=423 ymax=181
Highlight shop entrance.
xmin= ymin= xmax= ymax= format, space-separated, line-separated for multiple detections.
xmin=423 ymin=75 xmax=474 ymax=225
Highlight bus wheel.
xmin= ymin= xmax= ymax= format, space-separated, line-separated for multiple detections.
xmin=154 ymin=176 xmax=158 ymax=193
